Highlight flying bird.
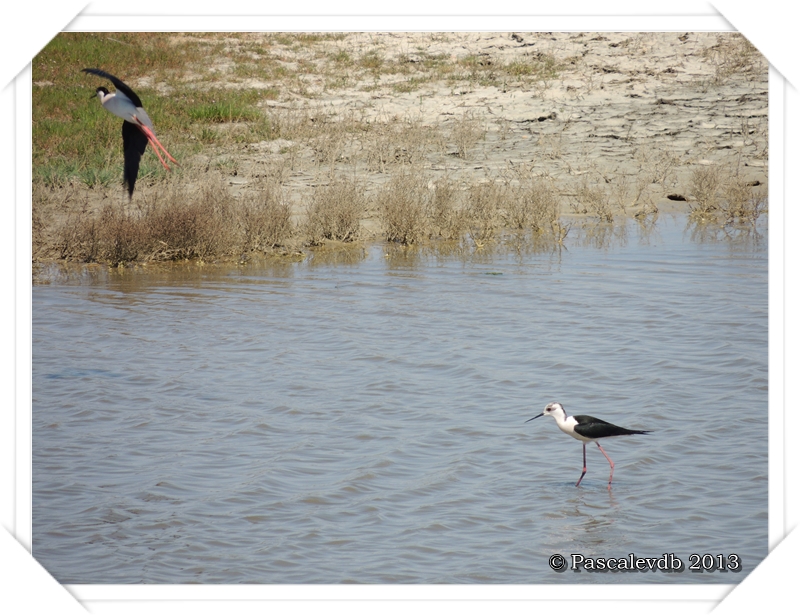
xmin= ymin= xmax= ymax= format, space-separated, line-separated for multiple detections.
xmin=83 ymin=68 xmax=178 ymax=197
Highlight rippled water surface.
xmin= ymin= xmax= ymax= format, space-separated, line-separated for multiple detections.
xmin=32 ymin=216 xmax=768 ymax=584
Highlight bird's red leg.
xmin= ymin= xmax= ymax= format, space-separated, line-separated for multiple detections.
xmin=596 ymin=442 xmax=615 ymax=490
xmin=575 ymin=443 xmax=587 ymax=487
xmin=142 ymin=132 xmax=172 ymax=170
xmin=135 ymin=120 xmax=179 ymax=166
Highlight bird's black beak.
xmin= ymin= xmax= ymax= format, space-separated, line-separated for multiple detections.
xmin=525 ymin=413 xmax=544 ymax=423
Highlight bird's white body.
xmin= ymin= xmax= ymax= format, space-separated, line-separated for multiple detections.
xmin=95 ymin=89 xmax=155 ymax=133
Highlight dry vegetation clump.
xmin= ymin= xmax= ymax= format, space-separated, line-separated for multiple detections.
xmin=503 ymin=174 xmax=561 ymax=232
xmin=688 ymin=165 xmax=767 ymax=223
xmin=56 ymin=202 xmax=140 ymax=264
xmin=449 ymin=112 xmax=484 ymax=159
xmin=305 ymin=178 xmax=365 ymax=244
xmin=309 ymin=118 xmax=359 ymax=171
xmin=701 ymin=33 xmax=765 ymax=86
xmin=571 ymin=175 xmax=615 ymax=223
xmin=720 ymin=174 xmax=768 ymax=224
xmin=376 ymin=171 xmax=431 ymax=245
xmin=144 ymin=179 xmax=238 ymax=261
xmin=688 ymin=165 xmax=723 ymax=218
xmin=52 ymin=173 xmax=298 ymax=265
xmin=56 ymin=176 xmax=240 ymax=264
xmin=365 ymin=118 xmax=438 ymax=173
xmin=428 ymin=178 xmax=466 ymax=240
xmin=610 ymin=149 xmax=680 ymax=216
xmin=607 ymin=173 xmax=641 ymax=215
xmin=263 ymin=106 xmax=317 ymax=144
xmin=239 ymin=179 xmax=294 ymax=251
xmin=466 ymin=182 xmax=504 ymax=244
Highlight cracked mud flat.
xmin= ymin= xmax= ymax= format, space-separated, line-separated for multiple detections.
xmin=228 ymin=32 xmax=767 ymax=221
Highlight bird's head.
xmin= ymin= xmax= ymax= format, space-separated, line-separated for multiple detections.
xmin=525 ymin=402 xmax=566 ymax=423
xmin=91 ymin=86 xmax=111 ymax=102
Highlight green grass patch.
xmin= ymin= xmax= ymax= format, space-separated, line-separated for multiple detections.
xmin=186 ymin=99 xmax=263 ymax=123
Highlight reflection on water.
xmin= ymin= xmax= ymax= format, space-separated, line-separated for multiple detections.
xmin=305 ymin=243 xmax=369 ymax=268
xmin=686 ymin=218 xmax=767 ymax=249
xmin=32 ymin=214 xmax=767 ymax=584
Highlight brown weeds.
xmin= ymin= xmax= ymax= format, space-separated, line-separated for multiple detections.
xmin=305 ymin=178 xmax=365 ymax=244
xmin=720 ymin=175 xmax=768 ymax=224
xmin=449 ymin=112 xmax=484 ymax=159
xmin=572 ymin=175 xmax=615 ymax=223
xmin=428 ymin=178 xmax=466 ymax=240
xmin=239 ymin=180 xmax=294 ymax=251
xmin=688 ymin=165 xmax=767 ymax=224
xmin=466 ymin=182 xmax=503 ymax=244
xmin=377 ymin=171 xmax=430 ymax=245
xmin=504 ymin=175 xmax=561 ymax=232
xmin=688 ymin=165 xmax=723 ymax=217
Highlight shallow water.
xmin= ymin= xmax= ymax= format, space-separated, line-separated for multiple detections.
xmin=32 ymin=215 xmax=768 ymax=584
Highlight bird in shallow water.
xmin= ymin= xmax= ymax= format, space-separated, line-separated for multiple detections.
xmin=526 ymin=402 xmax=651 ymax=489
xmin=82 ymin=68 xmax=178 ymax=197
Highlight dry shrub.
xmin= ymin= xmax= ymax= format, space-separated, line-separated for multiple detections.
xmin=307 ymin=108 xmax=365 ymax=170
xmin=142 ymin=177 xmax=237 ymax=261
xmin=365 ymin=118 xmax=438 ymax=172
xmin=57 ymin=203 xmax=143 ymax=264
xmin=264 ymin=106 xmax=317 ymax=143
xmin=572 ymin=175 xmax=614 ymax=222
xmin=702 ymin=34 xmax=765 ymax=85
xmin=688 ymin=164 xmax=768 ymax=223
xmin=32 ymin=183 xmax=54 ymax=262
xmin=608 ymin=171 xmax=656 ymax=217
xmin=311 ymin=130 xmax=350 ymax=169
xmin=56 ymin=174 xmax=239 ymax=264
xmin=428 ymin=178 xmax=466 ymax=240
xmin=365 ymin=127 xmax=396 ymax=173
xmin=377 ymin=171 xmax=430 ymax=245
xmin=401 ymin=119 xmax=438 ymax=164
xmin=504 ymin=176 xmax=561 ymax=232
xmin=466 ymin=182 xmax=504 ymax=243
xmin=239 ymin=180 xmax=293 ymax=251
xmin=305 ymin=178 xmax=365 ymax=244
xmin=689 ymin=165 xmax=723 ymax=216
xmin=611 ymin=149 xmax=680 ymax=215
xmin=99 ymin=204 xmax=148 ymax=263
xmin=641 ymin=149 xmax=681 ymax=189
xmin=450 ymin=112 xmax=484 ymax=159
xmin=721 ymin=175 xmax=768 ymax=224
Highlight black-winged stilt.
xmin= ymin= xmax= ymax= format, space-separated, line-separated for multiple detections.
xmin=526 ymin=402 xmax=651 ymax=489
xmin=82 ymin=68 xmax=178 ymax=197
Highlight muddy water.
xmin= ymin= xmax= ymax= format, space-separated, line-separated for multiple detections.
xmin=32 ymin=215 xmax=767 ymax=584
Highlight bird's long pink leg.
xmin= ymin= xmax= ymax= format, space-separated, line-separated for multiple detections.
xmin=575 ymin=443 xmax=588 ymax=487
xmin=142 ymin=132 xmax=172 ymax=170
xmin=596 ymin=442 xmax=615 ymax=490
xmin=135 ymin=120 xmax=179 ymax=167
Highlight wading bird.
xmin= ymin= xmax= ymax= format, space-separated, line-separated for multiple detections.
xmin=526 ymin=402 xmax=651 ymax=489
xmin=83 ymin=68 xmax=178 ymax=197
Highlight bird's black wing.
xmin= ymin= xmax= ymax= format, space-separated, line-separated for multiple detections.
xmin=122 ymin=121 xmax=148 ymax=198
xmin=82 ymin=68 xmax=144 ymax=108
xmin=572 ymin=415 xmax=651 ymax=439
